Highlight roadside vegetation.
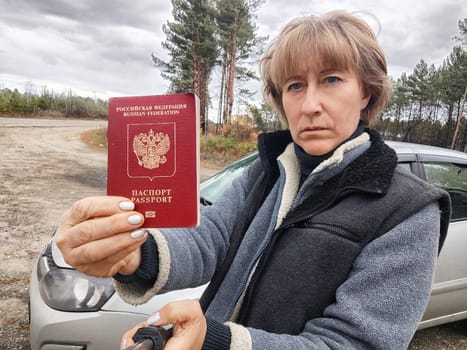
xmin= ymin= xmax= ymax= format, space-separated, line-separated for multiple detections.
xmin=0 ymin=87 xmax=107 ymax=119
xmin=80 ymin=127 xmax=108 ymax=150
xmin=79 ymin=125 xmax=257 ymax=168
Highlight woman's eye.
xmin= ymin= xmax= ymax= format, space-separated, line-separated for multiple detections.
xmin=287 ymin=82 xmax=302 ymax=91
xmin=324 ymin=76 xmax=341 ymax=85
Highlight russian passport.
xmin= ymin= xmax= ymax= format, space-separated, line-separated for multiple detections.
xmin=107 ymin=93 xmax=200 ymax=228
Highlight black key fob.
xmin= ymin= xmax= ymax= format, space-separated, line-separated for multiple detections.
xmin=125 ymin=325 xmax=173 ymax=350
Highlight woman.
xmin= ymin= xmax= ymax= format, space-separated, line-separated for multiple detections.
xmin=57 ymin=11 xmax=451 ymax=350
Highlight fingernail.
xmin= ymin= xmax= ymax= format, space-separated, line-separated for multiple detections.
xmin=119 ymin=201 xmax=135 ymax=211
xmin=128 ymin=214 xmax=143 ymax=225
xmin=130 ymin=229 xmax=147 ymax=239
xmin=146 ymin=312 xmax=160 ymax=325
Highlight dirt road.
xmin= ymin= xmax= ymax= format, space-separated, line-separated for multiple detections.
xmin=0 ymin=117 xmax=466 ymax=349
xmin=0 ymin=117 xmax=109 ymax=349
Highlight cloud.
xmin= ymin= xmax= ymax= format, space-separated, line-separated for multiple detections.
xmin=0 ymin=0 xmax=173 ymax=97
xmin=4 ymin=0 xmax=170 ymax=29
xmin=0 ymin=0 xmax=465 ymax=100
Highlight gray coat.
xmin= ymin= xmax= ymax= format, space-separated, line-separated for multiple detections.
xmin=116 ymin=130 xmax=450 ymax=350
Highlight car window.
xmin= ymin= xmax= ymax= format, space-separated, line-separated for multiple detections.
xmin=423 ymin=162 xmax=467 ymax=221
xmin=397 ymin=162 xmax=411 ymax=172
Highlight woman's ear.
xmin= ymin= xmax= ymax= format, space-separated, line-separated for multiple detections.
xmin=360 ymin=89 xmax=371 ymax=110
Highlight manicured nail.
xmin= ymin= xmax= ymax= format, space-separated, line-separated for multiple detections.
xmin=146 ymin=312 xmax=160 ymax=325
xmin=128 ymin=214 xmax=143 ymax=225
xmin=119 ymin=201 xmax=135 ymax=211
xmin=130 ymin=229 xmax=147 ymax=239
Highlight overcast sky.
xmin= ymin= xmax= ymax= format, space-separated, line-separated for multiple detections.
xmin=0 ymin=0 xmax=465 ymax=105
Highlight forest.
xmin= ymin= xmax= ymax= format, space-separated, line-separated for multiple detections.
xmin=379 ymin=45 xmax=467 ymax=151
xmin=0 ymin=87 xmax=107 ymax=119
xmin=0 ymin=0 xmax=466 ymax=152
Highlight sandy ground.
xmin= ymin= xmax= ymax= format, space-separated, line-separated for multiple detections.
xmin=0 ymin=117 xmax=466 ymax=349
xmin=0 ymin=117 xmax=114 ymax=349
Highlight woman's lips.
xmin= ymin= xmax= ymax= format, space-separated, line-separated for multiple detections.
xmin=302 ymin=126 xmax=325 ymax=132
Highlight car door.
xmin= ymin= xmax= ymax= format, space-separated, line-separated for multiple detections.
xmin=416 ymin=155 xmax=467 ymax=328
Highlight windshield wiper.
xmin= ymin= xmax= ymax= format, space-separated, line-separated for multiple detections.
xmin=200 ymin=197 xmax=212 ymax=206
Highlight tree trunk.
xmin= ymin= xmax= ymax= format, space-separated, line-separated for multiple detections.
xmin=225 ymin=18 xmax=238 ymax=125
xmin=451 ymin=85 xmax=467 ymax=149
xmin=217 ymin=52 xmax=228 ymax=133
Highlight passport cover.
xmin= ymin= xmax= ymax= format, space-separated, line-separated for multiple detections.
xmin=107 ymin=93 xmax=200 ymax=227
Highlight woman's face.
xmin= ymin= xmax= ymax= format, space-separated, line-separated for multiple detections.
xmin=281 ymin=66 xmax=370 ymax=155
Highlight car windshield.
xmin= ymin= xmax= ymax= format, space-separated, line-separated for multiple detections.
xmin=200 ymin=152 xmax=258 ymax=204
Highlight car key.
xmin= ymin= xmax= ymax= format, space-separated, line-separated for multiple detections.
xmin=124 ymin=325 xmax=173 ymax=350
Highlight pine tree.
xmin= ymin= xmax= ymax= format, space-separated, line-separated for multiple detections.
xmin=152 ymin=0 xmax=218 ymax=132
xmin=214 ymin=0 xmax=266 ymax=126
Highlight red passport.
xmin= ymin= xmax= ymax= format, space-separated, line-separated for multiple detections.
xmin=107 ymin=93 xmax=200 ymax=227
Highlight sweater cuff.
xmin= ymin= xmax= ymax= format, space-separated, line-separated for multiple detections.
xmin=202 ymin=318 xmax=231 ymax=350
xmin=113 ymin=233 xmax=158 ymax=288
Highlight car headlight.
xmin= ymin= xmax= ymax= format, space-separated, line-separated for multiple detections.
xmin=37 ymin=242 xmax=115 ymax=312
xmin=39 ymin=269 xmax=114 ymax=312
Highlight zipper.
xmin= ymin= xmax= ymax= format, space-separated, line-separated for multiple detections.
xmin=301 ymin=222 xmax=361 ymax=242
xmin=236 ymin=185 xmax=381 ymax=323
xmin=278 ymin=185 xmax=383 ymax=230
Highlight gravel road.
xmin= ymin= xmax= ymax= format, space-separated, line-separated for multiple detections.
xmin=0 ymin=117 xmax=466 ymax=349
xmin=0 ymin=117 xmax=109 ymax=349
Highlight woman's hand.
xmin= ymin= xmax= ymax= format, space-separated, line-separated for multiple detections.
xmin=121 ymin=300 xmax=207 ymax=350
xmin=56 ymin=196 xmax=147 ymax=277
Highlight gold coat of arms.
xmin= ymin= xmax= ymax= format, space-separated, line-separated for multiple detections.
xmin=132 ymin=129 xmax=171 ymax=169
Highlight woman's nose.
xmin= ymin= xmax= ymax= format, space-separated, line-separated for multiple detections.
xmin=301 ymin=87 xmax=322 ymax=116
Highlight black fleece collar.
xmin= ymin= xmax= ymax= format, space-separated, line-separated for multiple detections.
xmin=257 ymin=130 xmax=292 ymax=183
xmin=258 ymin=128 xmax=398 ymax=196
xmin=338 ymin=128 xmax=397 ymax=195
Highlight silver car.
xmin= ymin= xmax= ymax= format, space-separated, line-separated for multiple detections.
xmin=29 ymin=141 xmax=467 ymax=350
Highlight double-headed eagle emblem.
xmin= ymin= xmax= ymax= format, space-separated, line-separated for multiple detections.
xmin=133 ymin=129 xmax=171 ymax=170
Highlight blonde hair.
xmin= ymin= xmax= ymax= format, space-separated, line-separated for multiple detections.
xmin=260 ymin=10 xmax=390 ymax=126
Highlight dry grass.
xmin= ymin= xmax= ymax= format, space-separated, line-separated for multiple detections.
xmin=79 ymin=128 xmax=257 ymax=167
xmin=80 ymin=127 xmax=107 ymax=150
